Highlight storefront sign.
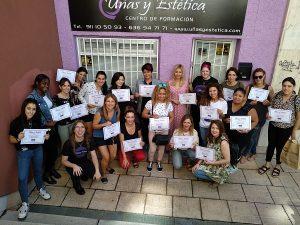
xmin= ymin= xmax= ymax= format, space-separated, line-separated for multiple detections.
xmin=68 ymin=0 xmax=248 ymax=35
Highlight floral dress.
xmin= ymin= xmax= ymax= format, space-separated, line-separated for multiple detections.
xmin=198 ymin=135 xmax=229 ymax=184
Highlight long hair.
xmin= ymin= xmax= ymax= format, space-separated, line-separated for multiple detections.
xmin=95 ymin=71 xmax=108 ymax=95
xmin=69 ymin=120 xmax=90 ymax=154
xmin=178 ymin=114 xmax=194 ymax=135
xmin=206 ymin=120 xmax=226 ymax=144
xmin=172 ymin=64 xmax=185 ymax=86
xmin=200 ymin=83 xmax=224 ymax=106
xmin=151 ymin=84 xmax=171 ymax=107
xmin=111 ymin=72 xmax=127 ymax=89
xmin=20 ymin=98 xmax=42 ymax=128
xmin=99 ymin=94 xmax=120 ymax=121
xmin=75 ymin=67 xmax=87 ymax=86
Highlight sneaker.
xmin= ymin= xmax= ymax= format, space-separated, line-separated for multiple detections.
xmin=147 ymin=162 xmax=153 ymax=172
xmin=157 ymin=162 xmax=163 ymax=172
xmin=18 ymin=202 xmax=29 ymax=221
xmin=39 ymin=187 xmax=51 ymax=200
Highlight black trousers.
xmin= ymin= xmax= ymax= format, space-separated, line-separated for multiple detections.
xmin=265 ymin=123 xmax=293 ymax=164
xmin=66 ymin=159 xmax=95 ymax=186
xmin=43 ymin=129 xmax=59 ymax=176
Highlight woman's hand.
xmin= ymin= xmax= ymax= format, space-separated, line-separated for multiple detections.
xmin=217 ymin=109 xmax=224 ymax=117
xmin=44 ymin=133 xmax=50 ymax=140
xmin=130 ymin=95 xmax=134 ymax=100
xmin=46 ymin=121 xmax=55 ymax=127
xmin=104 ymin=121 xmax=112 ymax=127
xmin=204 ymin=160 xmax=216 ymax=165
xmin=72 ymin=165 xmax=83 ymax=176
xmin=169 ymin=143 xmax=174 ymax=148
xmin=237 ymin=129 xmax=250 ymax=134
xmin=123 ymin=157 xmax=130 ymax=168
xmin=140 ymin=141 xmax=145 ymax=147
xmin=192 ymin=163 xmax=200 ymax=173
xmin=93 ymin=170 xmax=101 ymax=181
xmin=18 ymin=132 xmax=25 ymax=141
xmin=87 ymin=104 xmax=96 ymax=109
xmin=250 ymin=100 xmax=258 ymax=105
xmin=152 ymin=114 xmax=160 ymax=119
xmin=172 ymin=99 xmax=180 ymax=105
xmin=262 ymin=99 xmax=270 ymax=106
xmin=266 ymin=113 xmax=272 ymax=120
xmin=134 ymin=93 xmax=140 ymax=98
xmin=224 ymin=118 xmax=230 ymax=124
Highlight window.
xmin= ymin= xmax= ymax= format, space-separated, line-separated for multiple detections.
xmin=76 ymin=37 xmax=159 ymax=87
xmin=191 ymin=40 xmax=236 ymax=82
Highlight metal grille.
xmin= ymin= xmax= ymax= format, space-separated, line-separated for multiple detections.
xmin=191 ymin=40 xmax=236 ymax=82
xmin=76 ymin=37 xmax=159 ymax=87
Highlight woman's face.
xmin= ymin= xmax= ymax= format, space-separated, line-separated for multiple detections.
xmin=282 ymin=81 xmax=294 ymax=96
xmin=74 ymin=122 xmax=85 ymax=138
xmin=201 ymin=67 xmax=210 ymax=80
xmin=227 ymin=71 xmax=237 ymax=83
xmin=60 ymin=81 xmax=71 ymax=94
xmin=37 ymin=79 xmax=49 ymax=93
xmin=174 ymin=68 xmax=183 ymax=80
xmin=25 ymin=103 xmax=37 ymax=120
xmin=233 ymin=91 xmax=245 ymax=104
xmin=211 ymin=123 xmax=220 ymax=138
xmin=116 ymin=76 xmax=125 ymax=88
xmin=143 ymin=69 xmax=152 ymax=80
xmin=105 ymin=97 xmax=116 ymax=110
xmin=182 ymin=119 xmax=192 ymax=131
xmin=125 ymin=112 xmax=135 ymax=125
xmin=253 ymin=71 xmax=265 ymax=85
xmin=209 ymin=87 xmax=218 ymax=100
xmin=157 ymin=88 xmax=167 ymax=102
xmin=96 ymin=74 xmax=106 ymax=87
xmin=76 ymin=72 xmax=86 ymax=83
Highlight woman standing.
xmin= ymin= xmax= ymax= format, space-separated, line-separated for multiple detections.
xmin=71 ymin=67 xmax=88 ymax=102
xmin=221 ymin=67 xmax=244 ymax=91
xmin=92 ymin=94 xmax=120 ymax=183
xmin=258 ymin=77 xmax=300 ymax=177
xmin=9 ymin=98 xmax=51 ymax=220
xmin=142 ymin=84 xmax=174 ymax=172
xmin=168 ymin=64 xmax=189 ymax=134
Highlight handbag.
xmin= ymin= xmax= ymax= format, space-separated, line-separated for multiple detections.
xmin=280 ymin=139 xmax=300 ymax=169
xmin=152 ymin=134 xmax=169 ymax=145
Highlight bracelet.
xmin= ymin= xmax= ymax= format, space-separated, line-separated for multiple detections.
xmin=16 ymin=138 xmax=20 ymax=142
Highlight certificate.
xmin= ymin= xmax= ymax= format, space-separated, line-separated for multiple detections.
xmin=112 ymin=89 xmax=130 ymax=102
xmin=179 ymin=93 xmax=196 ymax=104
xmin=56 ymin=69 xmax=76 ymax=84
xmin=230 ymin=116 xmax=251 ymax=130
xmin=200 ymin=106 xmax=219 ymax=120
xmin=88 ymin=93 xmax=104 ymax=107
xmin=123 ymin=138 xmax=142 ymax=152
xmin=248 ymin=87 xmax=269 ymax=102
xmin=139 ymin=85 xmax=156 ymax=97
xmin=70 ymin=104 xmax=89 ymax=120
xmin=103 ymin=122 xmax=121 ymax=140
xmin=269 ymin=108 xmax=292 ymax=123
xmin=149 ymin=117 xmax=170 ymax=131
xmin=21 ymin=129 xmax=49 ymax=144
xmin=173 ymin=136 xmax=194 ymax=149
xmin=223 ymin=88 xmax=234 ymax=101
xmin=50 ymin=103 xmax=72 ymax=121
xmin=196 ymin=146 xmax=215 ymax=162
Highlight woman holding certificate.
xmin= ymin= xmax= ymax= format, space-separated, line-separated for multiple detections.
xmin=9 ymin=98 xmax=51 ymax=220
xmin=71 ymin=67 xmax=87 ymax=102
xmin=78 ymin=71 xmax=108 ymax=135
xmin=119 ymin=109 xmax=146 ymax=169
xmin=221 ymin=67 xmax=244 ymax=101
xmin=192 ymin=120 xmax=230 ymax=184
xmin=258 ymin=77 xmax=300 ymax=177
xmin=142 ymin=84 xmax=174 ymax=172
xmin=62 ymin=120 xmax=101 ymax=195
xmin=92 ymin=94 xmax=120 ymax=184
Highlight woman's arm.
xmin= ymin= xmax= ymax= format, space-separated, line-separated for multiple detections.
xmin=90 ymin=150 xmax=101 ymax=180
xmin=92 ymin=113 xmax=111 ymax=129
xmin=142 ymin=107 xmax=151 ymax=119
xmin=78 ymin=84 xmax=87 ymax=104
xmin=61 ymin=155 xmax=82 ymax=176
xmin=248 ymin=108 xmax=259 ymax=129
xmin=168 ymin=111 xmax=174 ymax=124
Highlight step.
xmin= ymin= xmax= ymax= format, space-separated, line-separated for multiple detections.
xmin=0 ymin=220 xmax=50 ymax=225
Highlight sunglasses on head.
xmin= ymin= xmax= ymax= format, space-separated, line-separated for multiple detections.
xmin=158 ymin=82 xmax=167 ymax=88
xmin=254 ymin=76 xmax=263 ymax=79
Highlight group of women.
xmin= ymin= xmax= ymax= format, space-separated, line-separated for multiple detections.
xmin=9 ymin=62 xmax=300 ymax=220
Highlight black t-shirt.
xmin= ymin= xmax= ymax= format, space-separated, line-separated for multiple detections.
xmin=121 ymin=123 xmax=140 ymax=140
xmin=62 ymin=139 xmax=91 ymax=164
xmin=192 ymin=76 xmax=219 ymax=95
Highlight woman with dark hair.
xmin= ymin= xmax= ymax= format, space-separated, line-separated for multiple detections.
xmin=221 ymin=67 xmax=244 ymax=91
xmin=71 ymin=67 xmax=88 ymax=102
xmin=192 ymin=120 xmax=230 ymax=184
xmin=61 ymin=120 xmax=101 ymax=195
xmin=92 ymin=94 xmax=120 ymax=184
xmin=9 ymin=98 xmax=51 ymax=220
xmin=78 ymin=71 xmax=108 ymax=135
xmin=28 ymin=74 xmax=60 ymax=184
xmin=258 ymin=77 xmax=300 ymax=177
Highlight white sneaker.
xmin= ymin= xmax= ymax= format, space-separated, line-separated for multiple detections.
xmin=18 ymin=202 xmax=29 ymax=220
xmin=39 ymin=187 xmax=51 ymax=200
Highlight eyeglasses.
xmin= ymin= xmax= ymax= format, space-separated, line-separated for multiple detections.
xmin=254 ymin=76 xmax=263 ymax=79
xmin=158 ymin=83 xmax=167 ymax=88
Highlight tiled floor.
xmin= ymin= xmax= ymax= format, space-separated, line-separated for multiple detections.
xmin=30 ymin=149 xmax=300 ymax=225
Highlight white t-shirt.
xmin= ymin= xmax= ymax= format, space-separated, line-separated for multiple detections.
xmin=145 ymin=100 xmax=173 ymax=117
xmin=199 ymin=98 xmax=227 ymax=128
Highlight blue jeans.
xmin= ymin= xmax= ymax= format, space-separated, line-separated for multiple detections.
xmin=17 ymin=145 xmax=44 ymax=203
xmin=247 ymin=125 xmax=263 ymax=155
xmin=193 ymin=169 xmax=212 ymax=181
xmin=172 ymin=149 xmax=196 ymax=169
xmin=199 ymin=126 xmax=209 ymax=147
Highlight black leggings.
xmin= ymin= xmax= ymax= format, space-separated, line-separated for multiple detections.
xmin=66 ymin=159 xmax=95 ymax=186
xmin=265 ymin=123 xmax=293 ymax=164
xmin=43 ymin=129 xmax=59 ymax=176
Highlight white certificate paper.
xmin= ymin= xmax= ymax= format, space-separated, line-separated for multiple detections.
xmin=179 ymin=93 xmax=196 ymax=104
xmin=56 ymin=69 xmax=76 ymax=84
xmin=50 ymin=103 xmax=72 ymax=121
xmin=112 ymin=89 xmax=130 ymax=102
xmin=103 ymin=122 xmax=121 ymax=140
xmin=88 ymin=94 xmax=104 ymax=107
xmin=230 ymin=116 xmax=251 ymax=130
xmin=196 ymin=146 xmax=215 ymax=162
xmin=248 ymin=87 xmax=269 ymax=102
xmin=173 ymin=136 xmax=194 ymax=149
xmin=149 ymin=117 xmax=170 ymax=131
xmin=200 ymin=106 xmax=219 ymax=120
xmin=139 ymin=85 xmax=156 ymax=97
xmin=223 ymin=88 xmax=234 ymax=101
xmin=123 ymin=138 xmax=142 ymax=152
xmin=21 ymin=129 xmax=49 ymax=144
xmin=269 ymin=108 xmax=292 ymax=123
xmin=70 ymin=104 xmax=89 ymax=120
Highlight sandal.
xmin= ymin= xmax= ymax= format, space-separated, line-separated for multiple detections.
xmin=258 ymin=165 xmax=270 ymax=175
xmin=271 ymin=167 xmax=281 ymax=177
xmin=133 ymin=162 xmax=139 ymax=168
xmin=107 ymin=168 xmax=115 ymax=174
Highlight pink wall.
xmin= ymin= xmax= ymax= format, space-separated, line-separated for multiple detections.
xmin=54 ymin=0 xmax=288 ymax=84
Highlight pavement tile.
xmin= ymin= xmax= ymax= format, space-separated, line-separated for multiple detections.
xmin=173 ymin=167 xmax=196 ymax=180
xmin=243 ymin=170 xmax=271 ymax=185
xmin=35 ymin=186 xmax=69 ymax=206
xmin=29 ymin=190 xmax=39 ymax=204
xmin=89 ymin=190 xmax=120 ymax=211
xmin=279 ymin=172 xmax=299 ymax=188
xmin=285 ymin=187 xmax=300 ymax=206
xmin=228 ymin=201 xmax=261 ymax=224
xmin=255 ymin=203 xmax=292 ymax=225
xmin=150 ymin=163 xmax=173 ymax=178
xmin=90 ymin=174 xmax=119 ymax=190
xmin=267 ymin=173 xmax=284 ymax=186
xmin=237 ymin=160 xmax=258 ymax=170
xmin=267 ymin=186 xmax=293 ymax=205
xmin=161 ymin=153 xmax=170 ymax=164
xmin=173 ymin=196 xmax=201 ymax=219
xmin=62 ymin=188 xmax=94 ymax=208
xmin=256 ymin=146 xmax=267 ymax=154
xmin=50 ymin=170 xmax=70 ymax=187
xmin=141 ymin=177 xmax=167 ymax=195
xmin=144 ymin=194 xmax=172 ymax=217
xmin=192 ymin=180 xmax=219 ymax=199
xmin=290 ymin=173 xmax=300 ymax=187
xmin=167 ymin=179 xmax=192 ymax=197
xmin=218 ymin=184 xmax=246 ymax=201
xmin=66 ymin=178 xmax=93 ymax=189
xmin=201 ymin=199 xmax=231 ymax=222
xmin=242 ymin=184 xmax=273 ymax=203
xmin=228 ymin=169 xmax=247 ymax=184
xmin=127 ymin=162 xmax=150 ymax=177
xmin=109 ymin=160 xmax=127 ymax=175
xmin=116 ymin=192 xmax=146 ymax=214
xmin=280 ymin=163 xmax=300 ymax=173
xmin=283 ymin=205 xmax=300 ymax=225
xmin=116 ymin=175 xmax=143 ymax=193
